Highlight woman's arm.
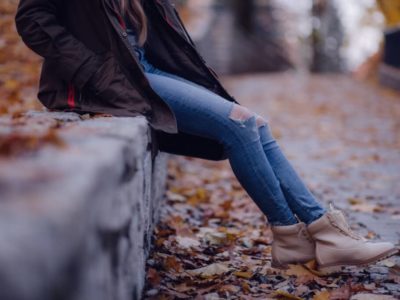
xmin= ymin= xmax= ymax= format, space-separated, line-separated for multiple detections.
xmin=15 ymin=0 xmax=103 ymax=90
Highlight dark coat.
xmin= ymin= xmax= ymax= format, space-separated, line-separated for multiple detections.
xmin=15 ymin=0 xmax=240 ymax=160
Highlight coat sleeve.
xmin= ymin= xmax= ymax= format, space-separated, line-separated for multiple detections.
xmin=15 ymin=0 xmax=104 ymax=90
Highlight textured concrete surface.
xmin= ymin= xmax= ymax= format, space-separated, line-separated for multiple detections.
xmin=0 ymin=112 xmax=168 ymax=300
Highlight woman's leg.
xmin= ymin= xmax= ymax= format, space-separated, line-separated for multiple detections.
xmin=224 ymin=103 xmax=326 ymax=225
xmin=144 ymin=71 xmax=297 ymax=226
xmin=148 ymin=64 xmax=326 ymax=224
xmin=257 ymin=122 xmax=326 ymax=224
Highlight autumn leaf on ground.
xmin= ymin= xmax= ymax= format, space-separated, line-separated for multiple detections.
xmin=187 ymin=263 xmax=230 ymax=279
xmin=273 ymin=290 xmax=304 ymax=300
xmin=176 ymin=236 xmax=200 ymax=249
xmin=312 ymin=290 xmax=330 ymax=300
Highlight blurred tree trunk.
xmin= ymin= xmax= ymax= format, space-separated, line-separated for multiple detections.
xmin=231 ymin=0 xmax=255 ymax=33
xmin=227 ymin=0 xmax=293 ymax=73
xmin=310 ymin=0 xmax=344 ymax=73
xmin=187 ymin=0 xmax=293 ymax=74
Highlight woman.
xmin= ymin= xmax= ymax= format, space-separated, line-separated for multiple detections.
xmin=15 ymin=0 xmax=397 ymax=273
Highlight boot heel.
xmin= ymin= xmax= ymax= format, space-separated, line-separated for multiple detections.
xmin=271 ymin=222 xmax=316 ymax=270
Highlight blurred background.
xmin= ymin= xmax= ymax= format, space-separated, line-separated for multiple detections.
xmin=174 ymin=0 xmax=400 ymax=84
xmin=0 ymin=0 xmax=399 ymax=116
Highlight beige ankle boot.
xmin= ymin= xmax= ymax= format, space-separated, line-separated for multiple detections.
xmin=307 ymin=205 xmax=398 ymax=274
xmin=271 ymin=222 xmax=315 ymax=269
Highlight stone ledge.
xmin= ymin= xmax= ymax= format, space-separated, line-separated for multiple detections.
xmin=0 ymin=111 xmax=168 ymax=300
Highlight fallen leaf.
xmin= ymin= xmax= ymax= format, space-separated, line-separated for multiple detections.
xmin=233 ymin=271 xmax=253 ymax=279
xmin=379 ymin=258 xmax=396 ymax=268
xmin=176 ymin=236 xmax=200 ymax=249
xmin=147 ymin=268 xmax=161 ymax=286
xmin=286 ymin=264 xmax=314 ymax=277
xmin=241 ymin=281 xmax=251 ymax=294
xmin=348 ymin=197 xmax=364 ymax=205
xmin=303 ymin=260 xmax=327 ymax=277
xmin=187 ymin=263 xmax=230 ymax=279
xmin=166 ymin=191 xmax=186 ymax=202
xmin=164 ymin=256 xmax=182 ymax=272
xmin=313 ymin=290 xmax=330 ymax=300
xmin=219 ymin=284 xmax=241 ymax=293
xmin=350 ymin=203 xmax=384 ymax=213
xmin=330 ymin=284 xmax=351 ymax=300
xmin=204 ymin=231 xmax=229 ymax=246
xmin=274 ymin=290 xmax=304 ymax=300
xmin=203 ymin=292 xmax=221 ymax=300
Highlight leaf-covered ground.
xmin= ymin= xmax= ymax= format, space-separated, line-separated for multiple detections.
xmin=143 ymin=75 xmax=400 ymax=300
xmin=0 ymin=0 xmax=42 ymax=116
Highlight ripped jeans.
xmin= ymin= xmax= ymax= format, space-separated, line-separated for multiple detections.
xmin=134 ymin=47 xmax=326 ymax=226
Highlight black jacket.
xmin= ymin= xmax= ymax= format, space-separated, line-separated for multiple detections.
xmin=15 ymin=0 xmax=240 ymax=160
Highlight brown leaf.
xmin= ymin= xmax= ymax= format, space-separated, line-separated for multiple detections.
xmin=219 ymin=284 xmax=240 ymax=293
xmin=273 ymin=290 xmax=304 ymax=300
xmin=329 ymin=284 xmax=351 ymax=300
xmin=286 ymin=264 xmax=317 ymax=277
xmin=233 ymin=271 xmax=253 ymax=279
xmin=164 ymin=256 xmax=182 ymax=272
xmin=241 ymin=281 xmax=251 ymax=294
xmin=147 ymin=268 xmax=161 ymax=286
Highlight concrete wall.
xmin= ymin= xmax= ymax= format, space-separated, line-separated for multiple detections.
xmin=0 ymin=112 xmax=168 ymax=300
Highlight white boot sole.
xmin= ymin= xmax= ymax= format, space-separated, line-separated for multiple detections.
xmin=317 ymin=247 xmax=399 ymax=275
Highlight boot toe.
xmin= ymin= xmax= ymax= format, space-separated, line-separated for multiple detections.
xmin=364 ymin=242 xmax=398 ymax=264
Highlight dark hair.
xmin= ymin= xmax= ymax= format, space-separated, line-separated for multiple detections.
xmin=120 ymin=0 xmax=147 ymax=46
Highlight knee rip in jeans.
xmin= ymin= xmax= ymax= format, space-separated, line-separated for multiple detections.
xmin=228 ymin=104 xmax=268 ymax=128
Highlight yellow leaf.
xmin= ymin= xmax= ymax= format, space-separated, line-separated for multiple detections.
xmin=4 ymin=79 xmax=19 ymax=90
xmin=233 ymin=271 xmax=253 ymax=279
xmin=195 ymin=187 xmax=208 ymax=200
xmin=273 ymin=290 xmax=304 ymax=300
xmin=303 ymin=260 xmax=326 ymax=277
xmin=312 ymin=290 xmax=330 ymax=300
xmin=347 ymin=197 xmax=363 ymax=205
xmin=285 ymin=264 xmax=313 ymax=277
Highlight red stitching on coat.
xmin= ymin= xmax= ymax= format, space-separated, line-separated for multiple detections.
xmin=67 ymin=83 xmax=75 ymax=108
xmin=116 ymin=14 xmax=126 ymax=30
